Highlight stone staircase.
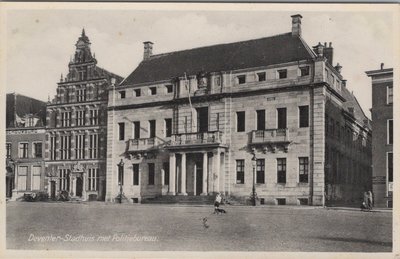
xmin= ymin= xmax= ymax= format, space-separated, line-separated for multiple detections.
xmin=141 ymin=195 xmax=214 ymax=205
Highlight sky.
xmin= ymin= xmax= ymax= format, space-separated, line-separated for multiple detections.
xmin=3 ymin=5 xmax=396 ymax=118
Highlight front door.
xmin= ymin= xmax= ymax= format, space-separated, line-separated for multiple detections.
xmin=195 ymin=162 xmax=203 ymax=196
xmin=76 ymin=177 xmax=83 ymax=197
xmin=50 ymin=181 xmax=56 ymax=199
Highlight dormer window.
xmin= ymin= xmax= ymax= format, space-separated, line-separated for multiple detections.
xmin=150 ymin=87 xmax=157 ymax=95
xmin=257 ymin=72 xmax=266 ymax=82
xmin=278 ymin=69 xmax=287 ymax=79
xmin=119 ymin=91 xmax=126 ymax=99
xmin=165 ymin=84 xmax=173 ymax=93
xmin=214 ymin=76 xmax=221 ymax=86
xmin=300 ymin=66 xmax=310 ymax=76
xmin=134 ymin=89 xmax=141 ymax=97
xmin=237 ymin=75 xmax=246 ymax=84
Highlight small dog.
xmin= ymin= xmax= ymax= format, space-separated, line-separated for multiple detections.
xmin=214 ymin=208 xmax=227 ymax=214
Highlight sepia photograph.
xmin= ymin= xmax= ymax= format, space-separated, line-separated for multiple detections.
xmin=0 ymin=2 xmax=398 ymax=258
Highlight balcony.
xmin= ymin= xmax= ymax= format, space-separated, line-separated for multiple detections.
xmin=250 ymin=129 xmax=291 ymax=152
xmin=127 ymin=138 xmax=159 ymax=159
xmin=167 ymin=131 xmax=226 ymax=149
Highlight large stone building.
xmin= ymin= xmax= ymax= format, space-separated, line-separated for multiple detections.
xmin=105 ymin=14 xmax=371 ymax=206
xmin=366 ymin=65 xmax=393 ymax=208
xmin=6 ymin=93 xmax=46 ymax=200
xmin=45 ymin=30 xmax=122 ymax=201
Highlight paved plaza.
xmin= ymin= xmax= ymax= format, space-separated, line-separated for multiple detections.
xmin=6 ymin=202 xmax=392 ymax=252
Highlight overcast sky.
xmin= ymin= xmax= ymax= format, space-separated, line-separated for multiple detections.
xmin=4 ymin=5 xmax=396 ymax=118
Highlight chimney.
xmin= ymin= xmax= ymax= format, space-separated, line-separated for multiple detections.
xmin=143 ymin=41 xmax=153 ymax=60
xmin=342 ymin=80 xmax=347 ymax=87
xmin=381 ymin=63 xmax=384 ymax=70
xmin=313 ymin=42 xmax=324 ymax=57
xmin=324 ymin=42 xmax=334 ymax=65
xmin=334 ymin=63 xmax=342 ymax=74
xmin=291 ymin=14 xmax=302 ymax=37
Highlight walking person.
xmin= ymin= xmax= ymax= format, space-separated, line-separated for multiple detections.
xmin=367 ymin=190 xmax=373 ymax=210
xmin=213 ymin=192 xmax=226 ymax=214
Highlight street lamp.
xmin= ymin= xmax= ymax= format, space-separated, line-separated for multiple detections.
xmin=251 ymin=153 xmax=257 ymax=206
xmin=117 ymin=159 xmax=124 ymax=204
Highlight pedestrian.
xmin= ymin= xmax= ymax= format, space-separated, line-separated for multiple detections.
xmin=367 ymin=190 xmax=373 ymax=210
xmin=214 ymin=192 xmax=226 ymax=214
xmin=363 ymin=191 xmax=368 ymax=208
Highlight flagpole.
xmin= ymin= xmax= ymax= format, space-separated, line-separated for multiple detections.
xmin=184 ymin=73 xmax=195 ymax=132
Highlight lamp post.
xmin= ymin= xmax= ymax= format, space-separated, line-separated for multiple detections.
xmin=117 ymin=159 xmax=124 ymax=204
xmin=251 ymin=153 xmax=257 ymax=206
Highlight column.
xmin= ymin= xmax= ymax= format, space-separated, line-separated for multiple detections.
xmin=179 ymin=153 xmax=187 ymax=195
xmin=201 ymin=152 xmax=208 ymax=195
xmin=213 ymin=149 xmax=220 ymax=193
xmin=168 ymin=153 xmax=176 ymax=195
xmin=193 ymin=163 xmax=197 ymax=196
xmin=82 ymin=173 xmax=87 ymax=201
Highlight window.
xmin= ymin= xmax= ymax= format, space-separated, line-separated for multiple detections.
xmin=89 ymin=109 xmax=99 ymax=125
xmin=60 ymin=135 xmax=71 ymax=160
xmin=88 ymin=168 xmax=98 ymax=191
xmin=133 ymin=164 xmax=139 ymax=185
xmin=76 ymin=110 xmax=86 ymax=126
xmin=75 ymin=134 xmax=85 ymax=159
xmin=277 ymin=158 xmax=286 ymax=183
xmin=299 ymin=105 xmax=309 ymax=128
xmin=387 ymin=86 xmax=393 ymax=104
xmin=388 ymin=119 xmax=393 ymax=144
xmin=214 ymin=76 xmax=221 ymax=86
xmin=149 ymin=120 xmax=156 ymax=138
xmin=118 ymin=122 xmax=125 ymax=141
xmin=325 ymin=69 xmax=329 ymax=81
xmin=119 ymin=91 xmax=126 ymax=99
xmin=31 ymin=166 xmax=41 ymax=190
xmin=300 ymin=66 xmax=310 ymax=76
xmin=134 ymin=89 xmax=141 ymax=97
xmin=388 ymin=152 xmax=393 ymax=182
xmin=236 ymin=111 xmax=245 ymax=132
xmin=236 ymin=160 xmax=245 ymax=184
xmin=150 ymin=87 xmax=157 ymax=95
xmin=256 ymin=110 xmax=265 ymax=130
xmin=165 ymin=118 xmax=172 ymax=137
xmin=118 ymin=164 xmax=124 ymax=185
xmin=59 ymin=169 xmax=69 ymax=191
xmin=299 ymin=157 xmax=309 ymax=183
xmin=50 ymin=136 xmax=56 ymax=160
xmin=89 ymin=134 xmax=98 ymax=159
xmin=278 ymin=69 xmax=287 ymax=79
xmin=61 ymin=111 xmax=72 ymax=127
xmin=18 ymin=166 xmax=28 ymax=190
xmin=33 ymin=142 xmax=42 ymax=158
xmin=6 ymin=143 xmax=11 ymax=159
xmin=163 ymin=162 xmax=169 ymax=185
xmin=148 ymin=163 xmax=155 ymax=185
xmin=165 ymin=85 xmax=173 ymax=93
xmin=256 ymin=159 xmax=265 ymax=184
xmin=257 ymin=72 xmax=266 ymax=82
xmin=77 ymin=89 xmax=87 ymax=102
xmin=19 ymin=143 xmax=28 ymax=158
xmin=237 ymin=75 xmax=246 ymax=84
xmin=133 ymin=121 xmax=140 ymax=139
xmin=336 ymin=79 xmax=340 ymax=90
xmin=78 ymin=70 xmax=87 ymax=81
xmin=277 ymin=198 xmax=286 ymax=205
xmin=277 ymin=108 xmax=287 ymax=129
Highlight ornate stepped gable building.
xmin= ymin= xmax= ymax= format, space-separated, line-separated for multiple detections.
xmin=6 ymin=93 xmax=47 ymax=200
xmin=366 ymin=65 xmax=393 ymax=208
xmin=45 ymin=30 xmax=123 ymax=201
xmin=106 ymin=14 xmax=371 ymax=205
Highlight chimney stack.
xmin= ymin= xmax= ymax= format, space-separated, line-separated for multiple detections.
xmin=143 ymin=41 xmax=154 ymax=60
xmin=381 ymin=63 xmax=384 ymax=70
xmin=334 ymin=63 xmax=342 ymax=74
xmin=324 ymin=42 xmax=334 ymax=65
xmin=291 ymin=14 xmax=303 ymax=37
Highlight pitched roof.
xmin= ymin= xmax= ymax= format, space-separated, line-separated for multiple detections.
xmin=121 ymin=33 xmax=315 ymax=86
xmin=341 ymin=86 xmax=370 ymax=127
xmin=6 ymin=93 xmax=47 ymax=128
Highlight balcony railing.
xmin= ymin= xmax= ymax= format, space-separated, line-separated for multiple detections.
xmin=127 ymin=138 xmax=158 ymax=152
xmin=251 ymin=128 xmax=290 ymax=144
xmin=169 ymin=131 xmax=224 ymax=146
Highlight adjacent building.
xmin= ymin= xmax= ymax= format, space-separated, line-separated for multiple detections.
xmin=6 ymin=93 xmax=46 ymax=200
xmin=106 ymin=14 xmax=372 ymax=205
xmin=366 ymin=65 xmax=393 ymax=208
xmin=45 ymin=30 xmax=122 ymax=201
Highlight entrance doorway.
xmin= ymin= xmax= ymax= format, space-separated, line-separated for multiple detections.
xmin=76 ymin=177 xmax=83 ymax=197
xmin=195 ymin=162 xmax=203 ymax=196
xmin=50 ymin=181 xmax=56 ymax=199
xmin=196 ymin=107 xmax=209 ymax=133
xmin=6 ymin=177 xmax=13 ymax=198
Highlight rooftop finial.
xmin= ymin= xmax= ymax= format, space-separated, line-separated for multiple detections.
xmin=82 ymin=28 xmax=86 ymax=37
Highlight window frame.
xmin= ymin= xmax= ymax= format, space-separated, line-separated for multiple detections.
xmin=165 ymin=118 xmax=172 ymax=137
xmin=236 ymin=159 xmax=245 ymax=184
xmin=118 ymin=122 xmax=125 ymax=141
xmin=300 ymin=66 xmax=310 ymax=77
xmin=149 ymin=87 xmax=157 ymax=96
xmin=256 ymin=109 xmax=266 ymax=131
xmin=277 ymin=69 xmax=287 ymax=79
xmin=256 ymin=159 xmax=265 ymax=184
xmin=32 ymin=142 xmax=43 ymax=158
xmin=6 ymin=143 xmax=12 ymax=159
xmin=18 ymin=142 xmax=29 ymax=159
xmin=165 ymin=84 xmax=173 ymax=94
xmin=299 ymin=105 xmax=309 ymax=128
xmin=133 ymin=164 xmax=140 ymax=186
xmin=257 ymin=72 xmax=266 ymax=82
xmin=387 ymin=152 xmax=393 ymax=183
xmin=277 ymin=107 xmax=287 ymax=129
xmin=387 ymin=119 xmax=393 ymax=145
xmin=387 ymin=85 xmax=393 ymax=105
xmin=277 ymin=158 xmax=287 ymax=184
xmin=119 ymin=90 xmax=126 ymax=99
xmin=134 ymin=88 xmax=141 ymax=97
xmin=299 ymin=157 xmax=309 ymax=183
xmin=237 ymin=75 xmax=246 ymax=85
xmin=236 ymin=111 xmax=245 ymax=132
xmin=148 ymin=163 xmax=155 ymax=185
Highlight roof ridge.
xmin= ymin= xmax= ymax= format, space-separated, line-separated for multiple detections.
xmin=147 ymin=32 xmax=292 ymax=60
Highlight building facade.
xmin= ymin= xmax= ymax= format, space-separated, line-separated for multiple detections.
xmin=366 ymin=65 xmax=393 ymax=208
xmin=105 ymin=14 xmax=372 ymax=205
xmin=45 ymin=30 xmax=122 ymax=201
xmin=6 ymin=93 xmax=47 ymax=200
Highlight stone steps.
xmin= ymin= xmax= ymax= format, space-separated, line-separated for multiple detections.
xmin=141 ymin=195 xmax=214 ymax=205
